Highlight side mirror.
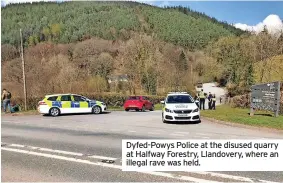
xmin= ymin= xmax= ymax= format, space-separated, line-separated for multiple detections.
xmin=160 ymin=101 xmax=165 ymax=104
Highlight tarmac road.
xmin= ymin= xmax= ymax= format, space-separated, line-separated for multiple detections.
xmin=2 ymin=111 xmax=283 ymax=182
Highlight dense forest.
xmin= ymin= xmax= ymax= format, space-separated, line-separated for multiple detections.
xmin=1 ymin=1 xmax=283 ymax=107
xmin=1 ymin=1 xmax=247 ymax=49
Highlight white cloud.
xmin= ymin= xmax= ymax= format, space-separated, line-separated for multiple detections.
xmin=157 ymin=1 xmax=170 ymax=7
xmin=134 ymin=0 xmax=156 ymax=6
xmin=234 ymin=14 xmax=283 ymax=35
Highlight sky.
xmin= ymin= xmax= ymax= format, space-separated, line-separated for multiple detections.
xmin=1 ymin=0 xmax=283 ymax=34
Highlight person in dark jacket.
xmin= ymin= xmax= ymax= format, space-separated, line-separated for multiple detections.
xmin=207 ymin=92 xmax=212 ymax=110
xmin=2 ymin=89 xmax=12 ymax=113
xmin=211 ymin=94 xmax=216 ymax=110
xmin=198 ymin=89 xmax=206 ymax=110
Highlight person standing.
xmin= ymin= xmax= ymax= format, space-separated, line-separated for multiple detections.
xmin=211 ymin=94 xmax=216 ymax=110
xmin=198 ymin=89 xmax=206 ymax=110
xmin=2 ymin=89 xmax=12 ymax=113
xmin=208 ymin=92 xmax=212 ymax=109
xmin=194 ymin=95 xmax=200 ymax=108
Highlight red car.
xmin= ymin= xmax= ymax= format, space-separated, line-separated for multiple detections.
xmin=124 ymin=96 xmax=154 ymax=112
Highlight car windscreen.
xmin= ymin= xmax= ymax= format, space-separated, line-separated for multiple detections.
xmin=128 ymin=96 xmax=139 ymax=100
xmin=166 ymin=95 xmax=194 ymax=104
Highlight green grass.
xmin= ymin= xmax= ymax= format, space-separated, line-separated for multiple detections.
xmin=201 ymin=105 xmax=283 ymax=130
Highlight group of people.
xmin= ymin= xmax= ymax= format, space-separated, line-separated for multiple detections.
xmin=195 ymin=89 xmax=217 ymax=110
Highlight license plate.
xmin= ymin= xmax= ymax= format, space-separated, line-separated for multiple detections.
xmin=177 ymin=114 xmax=188 ymax=117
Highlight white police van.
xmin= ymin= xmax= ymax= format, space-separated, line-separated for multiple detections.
xmin=161 ymin=92 xmax=200 ymax=123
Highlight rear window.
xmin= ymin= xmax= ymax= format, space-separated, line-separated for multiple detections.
xmin=47 ymin=96 xmax=58 ymax=101
xmin=128 ymin=96 xmax=140 ymax=100
xmin=61 ymin=95 xmax=72 ymax=101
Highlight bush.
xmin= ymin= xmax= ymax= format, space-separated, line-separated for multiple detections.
xmin=226 ymin=84 xmax=250 ymax=97
xmin=11 ymin=93 xmax=166 ymax=110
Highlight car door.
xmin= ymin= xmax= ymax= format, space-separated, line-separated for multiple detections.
xmin=142 ymin=96 xmax=150 ymax=109
xmin=60 ymin=95 xmax=72 ymax=114
xmin=72 ymin=95 xmax=90 ymax=113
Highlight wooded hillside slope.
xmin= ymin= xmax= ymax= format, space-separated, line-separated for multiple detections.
xmin=1 ymin=1 xmax=283 ymax=103
xmin=1 ymin=1 xmax=246 ymax=50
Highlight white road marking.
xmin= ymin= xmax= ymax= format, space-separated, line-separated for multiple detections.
xmin=194 ymin=171 xmax=278 ymax=183
xmin=196 ymin=133 xmax=209 ymax=136
xmin=170 ymin=133 xmax=185 ymax=137
xmin=6 ymin=143 xmax=83 ymax=156
xmin=147 ymin=132 xmax=161 ymax=135
xmin=193 ymin=136 xmax=211 ymax=139
xmin=174 ymin=132 xmax=189 ymax=135
xmin=154 ymin=129 xmax=166 ymax=132
xmin=2 ymin=143 xmax=280 ymax=183
xmin=88 ymin=155 xmax=117 ymax=161
xmin=128 ymin=130 xmax=136 ymax=133
xmin=10 ymin=144 xmax=25 ymax=148
xmin=2 ymin=147 xmax=220 ymax=183
xmin=38 ymin=148 xmax=83 ymax=156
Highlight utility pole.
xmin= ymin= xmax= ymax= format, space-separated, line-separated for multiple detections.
xmin=20 ymin=29 xmax=27 ymax=111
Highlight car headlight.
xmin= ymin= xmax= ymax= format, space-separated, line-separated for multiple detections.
xmin=165 ymin=108 xmax=173 ymax=113
xmin=193 ymin=108 xmax=199 ymax=112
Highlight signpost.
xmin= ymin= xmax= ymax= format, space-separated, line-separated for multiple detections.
xmin=250 ymin=81 xmax=281 ymax=117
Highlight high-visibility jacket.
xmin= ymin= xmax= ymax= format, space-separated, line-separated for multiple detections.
xmin=212 ymin=97 xmax=216 ymax=101
xmin=199 ymin=91 xmax=205 ymax=98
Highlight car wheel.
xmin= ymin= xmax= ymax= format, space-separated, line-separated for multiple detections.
xmin=141 ymin=106 xmax=146 ymax=112
xmin=92 ymin=106 xmax=101 ymax=114
xmin=135 ymin=109 xmax=139 ymax=112
xmin=125 ymin=109 xmax=129 ymax=112
xmin=162 ymin=113 xmax=167 ymax=123
xmin=49 ymin=107 xmax=60 ymax=117
xmin=150 ymin=105 xmax=154 ymax=111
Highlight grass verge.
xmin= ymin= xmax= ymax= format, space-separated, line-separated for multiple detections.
xmin=201 ymin=105 xmax=283 ymax=130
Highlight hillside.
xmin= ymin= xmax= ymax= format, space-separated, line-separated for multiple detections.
xmin=2 ymin=1 xmax=283 ymax=108
xmin=1 ymin=1 xmax=246 ymax=50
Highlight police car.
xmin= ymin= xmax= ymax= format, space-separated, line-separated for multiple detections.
xmin=38 ymin=94 xmax=107 ymax=117
xmin=161 ymin=92 xmax=200 ymax=123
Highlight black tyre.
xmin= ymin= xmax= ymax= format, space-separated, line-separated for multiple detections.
xmin=49 ymin=107 xmax=60 ymax=117
xmin=162 ymin=113 xmax=167 ymax=123
xmin=125 ymin=109 xmax=129 ymax=112
xmin=92 ymin=106 xmax=101 ymax=114
xmin=150 ymin=105 xmax=154 ymax=111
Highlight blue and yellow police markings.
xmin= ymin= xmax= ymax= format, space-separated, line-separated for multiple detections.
xmin=52 ymin=101 xmax=62 ymax=108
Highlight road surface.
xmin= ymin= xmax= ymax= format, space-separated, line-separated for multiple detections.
xmin=2 ymin=111 xmax=283 ymax=182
